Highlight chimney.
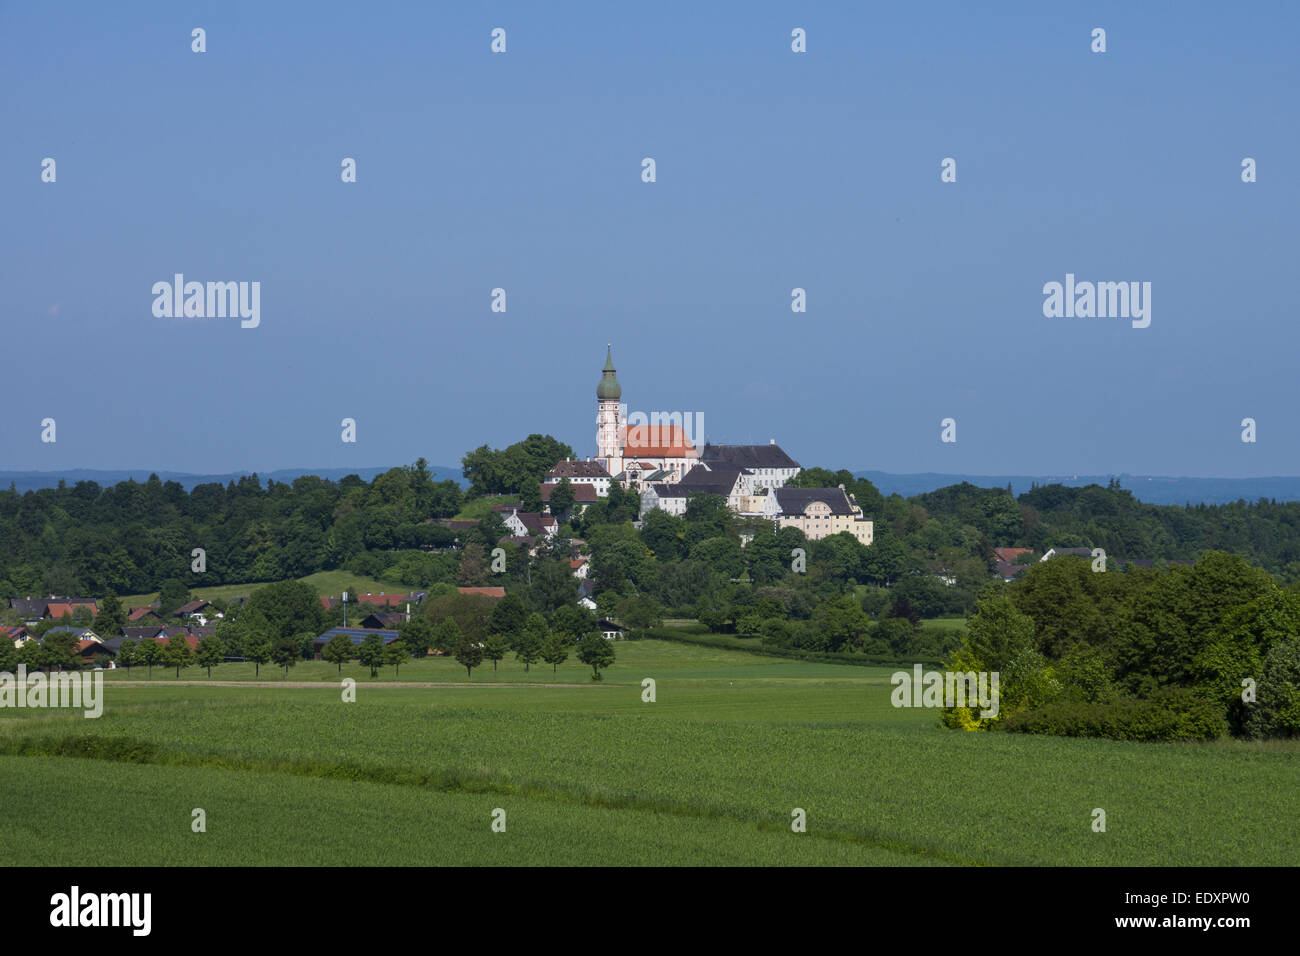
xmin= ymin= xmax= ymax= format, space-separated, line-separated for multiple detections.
xmin=769 ymin=438 xmax=775 ymax=445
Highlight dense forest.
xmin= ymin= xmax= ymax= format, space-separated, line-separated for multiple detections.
xmin=4 ymin=447 xmax=1300 ymax=607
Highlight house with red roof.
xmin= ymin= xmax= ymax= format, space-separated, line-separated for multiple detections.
xmin=993 ymin=547 xmax=1034 ymax=564
xmin=457 ymin=587 xmax=506 ymax=599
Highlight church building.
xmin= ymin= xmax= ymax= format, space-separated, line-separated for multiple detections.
xmin=593 ymin=346 xmax=700 ymax=490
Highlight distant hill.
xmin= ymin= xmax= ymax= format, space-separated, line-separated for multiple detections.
xmin=5 ymin=467 xmax=1296 ymax=507
xmin=0 ymin=466 xmax=466 ymax=494
xmin=855 ymin=472 xmax=1300 ymax=507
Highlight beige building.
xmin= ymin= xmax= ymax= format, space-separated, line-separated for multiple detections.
xmin=773 ymin=487 xmax=874 ymax=545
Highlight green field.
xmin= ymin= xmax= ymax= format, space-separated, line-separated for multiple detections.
xmin=119 ymin=570 xmax=395 ymax=606
xmin=2 ymin=641 xmax=1296 ymax=866
xmin=452 ymin=494 xmax=517 ymax=521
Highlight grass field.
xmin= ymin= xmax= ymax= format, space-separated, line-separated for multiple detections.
xmin=2 ymin=641 xmax=1296 ymax=866
xmin=119 ymin=570 xmax=395 ymax=606
xmin=453 ymin=494 xmax=516 ymax=521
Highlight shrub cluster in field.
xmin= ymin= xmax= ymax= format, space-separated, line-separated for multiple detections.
xmin=941 ymin=552 xmax=1300 ymax=740
xmin=1000 ymin=689 xmax=1229 ymax=741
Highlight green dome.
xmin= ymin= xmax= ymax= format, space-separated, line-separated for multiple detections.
xmin=597 ymin=345 xmax=621 ymax=401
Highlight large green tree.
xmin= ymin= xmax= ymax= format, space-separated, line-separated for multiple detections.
xmin=357 ymin=634 xmax=385 ymax=678
xmin=323 ymin=632 xmax=355 ymax=674
xmin=541 ymin=631 xmax=570 ymax=676
xmin=462 ymin=434 xmax=574 ymax=498
xmin=515 ymin=613 xmax=547 ymax=673
xmin=162 ymin=634 xmax=194 ymax=678
xmin=576 ymin=632 xmax=615 ymax=681
xmin=454 ymin=634 xmax=484 ymax=679
xmin=195 ymin=634 xmax=224 ymax=678
xmin=245 ymin=580 xmax=327 ymax=642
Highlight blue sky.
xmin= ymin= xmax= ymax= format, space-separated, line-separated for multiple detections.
xmin=2 ymin=1 xmax=1296 ymax=477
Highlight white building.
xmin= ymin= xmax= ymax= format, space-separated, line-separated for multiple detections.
xmin=544 ymin=459 xmax=612 ymax=497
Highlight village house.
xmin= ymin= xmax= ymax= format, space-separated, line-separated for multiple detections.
xmin=543 ymin=459 xmax=612 ymax=497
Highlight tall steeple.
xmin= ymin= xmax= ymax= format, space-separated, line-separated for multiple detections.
xmin=596 ymin=344 xmax=623 ymax=464
xmin=597 ymin=343 xmax=621 ymax=400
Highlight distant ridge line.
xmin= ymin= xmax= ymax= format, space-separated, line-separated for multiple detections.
xmin=2 ymin=468 xmax=1299 ymax=507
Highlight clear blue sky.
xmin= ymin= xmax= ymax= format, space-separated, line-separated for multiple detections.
xmin=2 ymin=1 xmax=1296 ymax=477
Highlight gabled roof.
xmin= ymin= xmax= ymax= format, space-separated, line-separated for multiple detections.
xmin=313 ymin=627 xmax=401 ymax=646
xmin=701 ymin=442 xmax=799 ymax=469
xmin=360 ymin=612 xmax=406 ymax=629
xmin=11 ymin=596 xmax=97 ymax=617
xmin=539 ymin=482 xmax=599 ymax=503
xmin=993 ymin=547 xmax=1034 ymax=563
xmin=546 ymin=460 xmax=611 ymax=480
xmin=774 ymin=487 xmax=857 ymax=516
xmin=356 ymin=593 xmax=408 ymax=607
xmin=128 ymin=606 xmax=158 ymax=621
xmin=516 ymin=512 xmax=557 ymax=534
xmin=122 ymin=626 xmax=170 ymax=641
xmin=174 ymin=599 xmax=212 ymax=616
xmin=676 ymin=463 xmax=745 ymax=495
xmin=996 ymin=561 xmax=1028 ymax=579
xmin=9 ymin=598 xmax=46 ymax=617
xmin=457 ymin=587 xmax=506 ymax=599
xmin=646 ymin=482 xmax=688 ymax=499
xmin=44 ymin=603 xmax=87 ymax=620
xmin=624 ymin=425 xmax=698 ymax=458
xmin=42 ymin=626 xmax=99 ymax=640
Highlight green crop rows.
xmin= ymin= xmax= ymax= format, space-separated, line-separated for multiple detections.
xmin=1 ymin=642 xmax=1295 ymax=866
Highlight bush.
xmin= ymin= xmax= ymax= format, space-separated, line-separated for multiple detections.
xmin=1002 ymin=688 xmax=1228 ymax=742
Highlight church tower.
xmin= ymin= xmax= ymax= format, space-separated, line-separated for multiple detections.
xmin=596 ymin=345 xmax=622 ymax=473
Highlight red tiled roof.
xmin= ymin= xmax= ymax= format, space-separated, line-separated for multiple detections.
xmin=457 ymin=587 xmax=506 ymax=599
xmin=357 ymin=593 xmax=408 ymax=607
xmin=993 ymin=547 xmax=1033 ymax=563
xmin=624 ymin=424 xmax=697 ymax=458
xmin=155 ymin=635 xmax=200 ymax=651
xmin=45 ymin=603 xmax=87 ymax=620
xmin=128 ymin=606 xmax=156 ymax=621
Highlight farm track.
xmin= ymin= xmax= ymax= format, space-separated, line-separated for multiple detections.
xmin=105 ymin=680 xmax=604 ymax=689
